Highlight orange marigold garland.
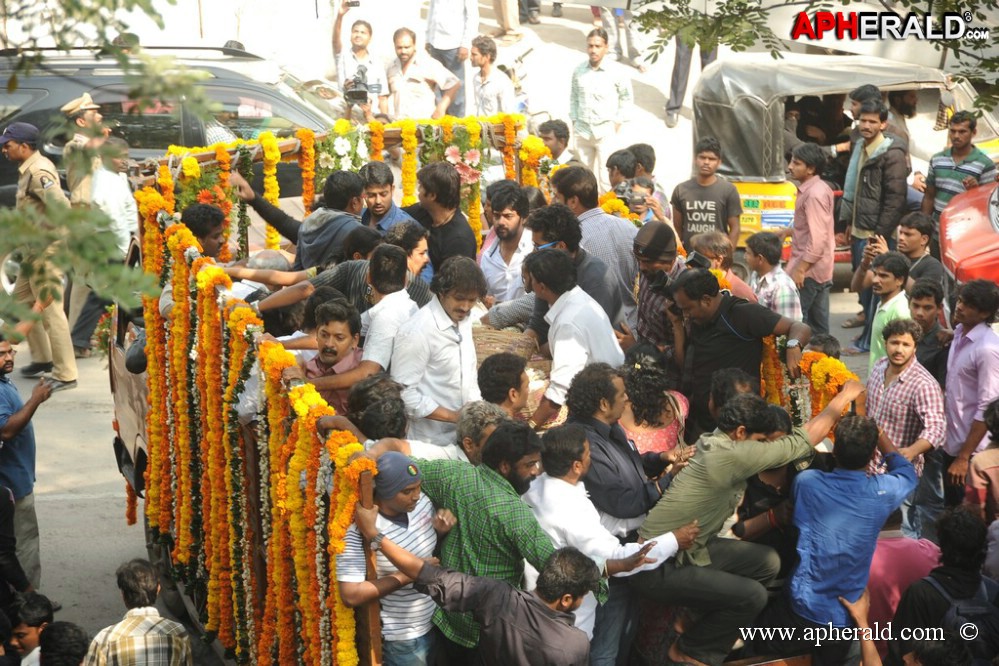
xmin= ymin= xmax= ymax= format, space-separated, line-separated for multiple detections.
xmin=214 ymin=146 xmax=234 ymax=262
xmin=137 ymin=188 xmax=169 ymax=529
xmin=799 ymin=352 xmax=858 ymax=437
xmin=369 ymin=120 xmax=385 ymax=161
xmin=125 ymin=480 xmax=137 ymax=525
xmin=761 ymin=335 xmax=785 ymax=406
xmin=498 ymin=114 xmax=518 ymax=180
xmin=259 ymin=131 xmax=282 ymax=249
xmin=157 ymin=164 xmax=176 ymax=213
xmin=297 ymin=128 xmax=317 ymax=215
xmin=164 ymin=224 xmax=200 ymax=551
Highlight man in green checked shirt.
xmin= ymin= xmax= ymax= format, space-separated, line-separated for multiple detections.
xmin=366 ymin=420 xmax=555 ymax=663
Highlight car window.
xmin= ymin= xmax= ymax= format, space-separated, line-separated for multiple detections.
xmin=201 ymin=85 xmax=319 ymax=140
xmin=90 ymin=86 xmax=182 ymax=150
xmin=0 ymin=89 xmax=47 ymax=125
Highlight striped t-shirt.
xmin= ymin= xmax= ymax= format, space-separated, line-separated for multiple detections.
xmin=926 ymin=146 xmax=997 ymax=218
xmin=336 ymin=494 xmax=437 ymax=641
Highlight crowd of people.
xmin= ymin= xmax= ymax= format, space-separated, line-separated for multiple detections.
xmin=3 ymin=2 xmax=999 ymax=664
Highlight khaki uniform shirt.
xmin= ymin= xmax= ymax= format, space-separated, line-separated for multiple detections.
xmin=63 ymin=133 xmax=99 ymax=206
xmin=17 ymin=151 xmax=69 ymax=213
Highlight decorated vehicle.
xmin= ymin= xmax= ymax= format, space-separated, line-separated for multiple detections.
xmin=692 ymin=53 xmax=999 ymax=274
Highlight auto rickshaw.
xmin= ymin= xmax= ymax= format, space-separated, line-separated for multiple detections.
xmin=691 ymin=53 xmax=999 ymax=274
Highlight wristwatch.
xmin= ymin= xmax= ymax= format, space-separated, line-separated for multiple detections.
xmin=370 ymin=532 xmax=386 ymax=551
xmin=786 ymin=338 xmax=801 ymax=349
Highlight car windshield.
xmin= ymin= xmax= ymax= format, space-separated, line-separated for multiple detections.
xmin=275 ymin=71 xmax=338 ymax=128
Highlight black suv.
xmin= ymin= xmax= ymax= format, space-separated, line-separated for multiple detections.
xmin=0 ymin=46 xmax=338 ymax=207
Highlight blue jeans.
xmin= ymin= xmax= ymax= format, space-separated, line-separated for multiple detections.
xmin=798 ymin=278 xmax=832 ymax=336
xmin=902 ymin=448 xmax=945 ymax=543
xmin=383 ymin=631 xmax=435 ymax=666
xmin=590 ymin=578 xmax=638 ymax=665
xmin=426 ymin=45 xmax=466 ymax=117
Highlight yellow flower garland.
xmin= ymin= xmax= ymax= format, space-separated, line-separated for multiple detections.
xmin=799 ymin=352 xmax=858 ymax=438
xmin=465 ymin=118 xmax=484 ymax=250
xmin=518 ymin=134 xmax=550 ymax=189
xmin=761 ymin=335 xmax=784 ymax=406
xmin=369 ymin=120 xmax=385 ymax=161
xmin=399 ymin=119 xmax=419 ymax=206
xmin=259 ymin=131 xmax=282 ymax=249
xmin=181 ymin=156 xmax=201 ymax=180
xmin=157 ymin=164 xmax=176 ymax=213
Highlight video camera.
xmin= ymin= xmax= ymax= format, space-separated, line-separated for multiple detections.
xmin=345 ymin=65 xmax=369 ymax=105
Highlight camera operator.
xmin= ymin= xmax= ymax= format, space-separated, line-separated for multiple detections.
xmin=333 ymin=0 xmax=389 ymax=119
xmin=626 ymin=177 xmax=672 ymax=226
xmin=615 ymin=221 xmax=685 ymax=360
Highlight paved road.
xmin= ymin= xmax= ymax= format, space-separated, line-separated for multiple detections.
xmin=11 ymin=353 xmax=223 ymax=663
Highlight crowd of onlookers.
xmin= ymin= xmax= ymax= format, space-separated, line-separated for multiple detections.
xmin=4 ymin=0 xmax=999 ymax=661
xmin=0 ymin=559 xmax=191 ymax=665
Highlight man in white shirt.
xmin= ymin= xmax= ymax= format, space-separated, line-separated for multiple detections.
xmin=470 ymin=35 xmax=517 ymax=116
xmin=392 ymin=256 xmax=486 ymax=445
xmin=479 ymin=185 xmax=532 ymax=305
xmin=71 ymin=136 xmax=137 ymax=357
xmin=568 ymin=28 xmax=632 ymax=192
xmin=525 ymin=249 xmax=624 ymax=428
xmin=425 ymin=0 xmax=478 ymax=117
xmin=332 ymin=0 xmax=389 ymax=118
xmin=388 ymin=29 xmax=460 ymax=121
xmin=524 ymin=425 xmax=698 ymax=639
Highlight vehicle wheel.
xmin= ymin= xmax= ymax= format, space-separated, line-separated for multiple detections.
xmin=731 ymin=249 xmax=749 ymax=282
xmin=143 ymin=511 xmax=190 ymax=620
xmin=1 ymin=251 xmax=20 ymax=295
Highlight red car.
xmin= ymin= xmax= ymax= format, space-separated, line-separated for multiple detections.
xmin=939 ymin=181 xmax=999 ymax=285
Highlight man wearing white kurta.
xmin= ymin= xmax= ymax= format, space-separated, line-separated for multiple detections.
xmin=391 ymin=257 xmax=486 ymax=446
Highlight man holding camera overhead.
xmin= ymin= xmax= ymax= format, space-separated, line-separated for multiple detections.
xmin=333 ymin=0 xmax=389 ymax=118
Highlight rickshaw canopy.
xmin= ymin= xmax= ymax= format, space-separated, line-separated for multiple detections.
xmin=693 ymin=53 xmax=950 ymax=182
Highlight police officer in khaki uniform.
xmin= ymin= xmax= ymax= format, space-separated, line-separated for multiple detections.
xmin=60 ymin=92 xmax=106 ymax=207
xmin=0 ymin=122 xmax=78 ymax=391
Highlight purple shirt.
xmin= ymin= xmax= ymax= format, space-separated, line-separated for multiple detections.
xmin=787 ymin=176 xmax=835 ymax=284
xmin=944 ymin=323 xmax=999 ymax=456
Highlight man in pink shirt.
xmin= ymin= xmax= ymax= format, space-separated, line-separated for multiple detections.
xmin=867 ymin=509 xmax=940 ymax=659
xmin=943 ymin=279 xmax=999 ymax=507
xmin=785 ymin=143 xmax=835 ymax=335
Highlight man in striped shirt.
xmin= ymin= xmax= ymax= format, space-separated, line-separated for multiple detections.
xmin=336 ymin=453 xmax=448 ymax=666
xmin=746 ymin=231 xmax=802 ymax=322
xmin=921 ymin=111 xmax=997 ymax=253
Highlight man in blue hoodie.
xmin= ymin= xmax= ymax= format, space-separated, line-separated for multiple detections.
xmin=292 ymin=170 xmax=364 ymax=271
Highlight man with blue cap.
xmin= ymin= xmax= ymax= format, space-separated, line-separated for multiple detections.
xmin=0 ymin=122 xmax=78 ymax=393
xmin=335 ymin=452 xmax=455 ymax=666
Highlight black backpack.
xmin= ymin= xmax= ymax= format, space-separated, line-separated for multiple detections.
xmin=924 ymin=575 xmax=999 ymax=665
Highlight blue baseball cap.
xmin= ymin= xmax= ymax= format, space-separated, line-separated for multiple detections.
xmin=0 ymin=122 xmax=40 ymax=146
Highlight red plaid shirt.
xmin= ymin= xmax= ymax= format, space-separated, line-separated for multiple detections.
xmin=866 ymin=356 xmax=946 ymax=476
